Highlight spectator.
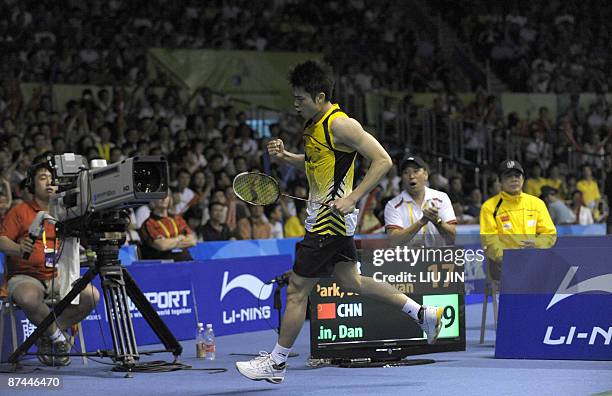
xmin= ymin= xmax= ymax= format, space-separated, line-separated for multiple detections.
xmin=51 ymin=136 xmax=67 ymax=155
xmin=524 ymin=164 xmax=548 ymax=197
xmin=284 ymin=201 xmax=307 ymax=238
xmin=380 ymin=165 xmax=401 ymax=200
xmin=576 ymin=164 xmax=601 ymax=209
xmin=139 ymin=194 xmax=196 ymax=261
xmin=384 ymin=157 xmax=456 ymax=247
xmin=524 ymin=129 xmax=552 ymax=170
xmin=357 ymin=187 xmax=384 ymax=234
xmin=237 ymin=205 xmax=272 ymax=240
xmin=480 ymin=160 xmax=557 ymax=281
xmin=540 ymin=186 xmax=576 ymax=225
xmin=447 ymin=175 xmax=466 ymax=206
xmin=95 ymin=124 xmax=115 ymax=161
xmin=265 ymin=203 xmax=284 ymax=239
xmin=544 ymin=165 xmax=568 ymax=200
xmin=198 ymin=202 xmax=234 ymax=241
xmin=183 ymin=206 xmax=204 ymax=235
xmin=172 ymin=168 xmax=195 ymax=214
xmin=466 ymin=188 xmax=483 ymax=219
xmin=453 ymin=202 xmax=476 ymax=225
xmin=570 ymin=190 xmax=594 ymax=225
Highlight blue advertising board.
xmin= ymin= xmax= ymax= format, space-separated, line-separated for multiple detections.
xmin=1 ymin=255 xmax=292 ymax=361
xmin=189 ymin=255 xmax=290 ymax=336
xmin=188 ymin=238 xmax=301 ymax=261
xmin=80 ymin=263 xmax=197 ymax=352
xmin=496 ymin=247 xmax=612 ymax=360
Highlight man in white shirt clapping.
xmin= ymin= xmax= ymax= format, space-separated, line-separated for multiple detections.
xmin=384 ymin=157 xmax=457 ymax=247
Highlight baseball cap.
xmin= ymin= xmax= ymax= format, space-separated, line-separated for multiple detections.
xmin=401 ymin=156 xmax=429 ymax=172
xmin=498 ymin=159 xmax=524 ymax=176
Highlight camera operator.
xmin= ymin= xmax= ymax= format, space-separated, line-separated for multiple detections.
xmin=139 ymin=192 xmax=197 ymax=261
xmin=0 ymin=161 xmax=100 ymax=366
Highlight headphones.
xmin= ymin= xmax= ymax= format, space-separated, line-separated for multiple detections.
xmin=25 ymin=162 xmax=53 ymax=194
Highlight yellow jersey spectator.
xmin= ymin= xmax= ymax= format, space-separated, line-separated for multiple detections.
xmin=576 ymin=164 xmax=601 ymax=208
xmin=523 ymin=164 xmax=548 ymax=197
xmin=480 ymin=160 xmax=557 ymax=280
xmin=283 ymin=201 xmax=307 ymax=238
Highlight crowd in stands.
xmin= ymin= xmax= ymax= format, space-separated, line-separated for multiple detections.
xmin=0 ymin=0 xmax=610 ymax=248
xmin=435 ymin=0 xmax=612 ymax=93
xmin=0 ymin=0 xmax=466 ymax=92
xmin=406 ymin=87 xmax=611 ymax=226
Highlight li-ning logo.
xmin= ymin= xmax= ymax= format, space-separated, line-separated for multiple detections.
xmin=543 ymin=266 xmax=612 ymax=346
xmin=546 ymin=266 xmax=612 ymax=310
xmin=220 ymin=271 xmax=273 ymax=301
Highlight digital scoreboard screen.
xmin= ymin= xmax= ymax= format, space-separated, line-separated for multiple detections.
xmin=309 ymin=245 xmax=466 ymax=360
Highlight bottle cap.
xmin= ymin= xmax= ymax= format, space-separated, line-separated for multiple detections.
xmin=206 ymin=323 xmax=212 ymax=329
xmin=197 ymin=322 xmax=204 ymax=327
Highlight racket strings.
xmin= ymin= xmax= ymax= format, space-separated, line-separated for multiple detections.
xmin=233 ymin=173 xmax=280 ymax=205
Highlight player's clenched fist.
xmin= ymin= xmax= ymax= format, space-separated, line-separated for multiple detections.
xmin=267 ymin=139 xmax=285 ymax=158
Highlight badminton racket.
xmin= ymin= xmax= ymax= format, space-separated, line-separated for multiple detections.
xmin=232 ymin=172 xmax=331 ymax=207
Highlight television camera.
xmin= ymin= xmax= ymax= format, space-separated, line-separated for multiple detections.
xmin=8 ymin=153 xmax=183 ymax=370
xmin=47 ymin=153 xmax=168 ymax=226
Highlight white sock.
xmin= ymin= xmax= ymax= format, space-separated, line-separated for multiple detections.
xmin=271 ymin=343 xmax=291 ymax=365
xmin=401 ymin=299 xmax=422 ymax=321
xmin=49 ymin=328 xmax=66 ymax=344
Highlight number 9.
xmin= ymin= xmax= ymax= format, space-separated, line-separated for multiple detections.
xmin=443 ymin=305 xmax=456 ymax=328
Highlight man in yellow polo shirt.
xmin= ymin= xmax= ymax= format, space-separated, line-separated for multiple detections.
xmin=523 ymin=164 xmax=548 ymax=197
xmin=480 ymin=160 xmax=557 ymax=280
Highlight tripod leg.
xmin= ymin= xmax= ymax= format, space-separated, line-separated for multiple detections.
xmin=8 ymin=269 xmax=98 ymax=364
xmin=122 ymin=268 xmax=183 ymax=357
xmin=100 ymin=265 xmax=139 ymax=366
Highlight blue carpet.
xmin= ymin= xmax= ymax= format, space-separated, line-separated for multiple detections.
xmin=1 ymin=303 xmax=611 ymax=396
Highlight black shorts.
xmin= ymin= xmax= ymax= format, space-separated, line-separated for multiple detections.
xmin=293 ymin=232 xmax=358 ymax=278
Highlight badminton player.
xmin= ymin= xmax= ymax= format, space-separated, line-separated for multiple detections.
xmin=236 ymin=60 xmax=443 ymax=383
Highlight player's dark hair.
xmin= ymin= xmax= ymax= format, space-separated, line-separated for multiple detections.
xmin=288 ymin=60 xmax=334 ymax=102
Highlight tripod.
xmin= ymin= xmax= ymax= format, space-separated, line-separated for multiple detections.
xmin=8 ymin=211 xmax=182 ymax=370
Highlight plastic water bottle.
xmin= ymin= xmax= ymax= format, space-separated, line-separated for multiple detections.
xmin=195 ymin=322 xmax=205 ymax=359
xmin=204 ymin=323 xmax=216 ymax=360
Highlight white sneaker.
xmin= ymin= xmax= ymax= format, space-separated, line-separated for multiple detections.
xmin=235 ymin=351 xmax=286 ymax=384
xmin=419 ymin=306 xmax=444 ymax=344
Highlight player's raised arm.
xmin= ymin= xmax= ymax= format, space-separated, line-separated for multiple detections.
xmin=266 ymin=138 xmax=305 ymax=171
xmin=330 ymin=117 xmax=392 ymax=214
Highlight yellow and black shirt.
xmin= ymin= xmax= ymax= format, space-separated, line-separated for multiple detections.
xmin=303 ymin=104 xmax=358 ymax=236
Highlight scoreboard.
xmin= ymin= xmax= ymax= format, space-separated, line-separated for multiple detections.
xmin=309 ymin=246 xmax=466 ymax=361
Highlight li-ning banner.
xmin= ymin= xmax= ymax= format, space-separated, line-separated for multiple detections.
xmin=189 ymin=255 xmax=291 ymax=336
xmin=1 ymin=255 xmax=292 ymax=361
xmin=495 ymin=247 xmax=612 ymax=360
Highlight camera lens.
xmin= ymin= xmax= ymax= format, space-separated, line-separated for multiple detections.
xmin=133 ymin=162 xmax=165 ymax=192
